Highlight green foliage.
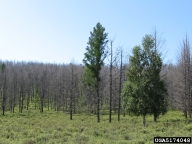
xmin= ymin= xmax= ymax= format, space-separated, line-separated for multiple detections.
xmin=82 ymin=22 xmax=108 ymax=88
xmin=29 ymin=88 xmax=40 ymax=109
xmin=0 ymin=63 xmax=6 ymax=71
xmin=0 ymin=110 xmax=191 ymax=144
xmin=121 ymin=34 xmax=167 ymax=121
xmin=121 ymin=46 xmax=151 ymax=116
xmin=81 ymin=67 xmax=96 ymax=88
xmin=142 ymin=34 xmax=167 ymax=117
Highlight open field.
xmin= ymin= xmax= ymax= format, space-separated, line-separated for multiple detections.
xmin=0 ymin=110 xmax=192 ymax=144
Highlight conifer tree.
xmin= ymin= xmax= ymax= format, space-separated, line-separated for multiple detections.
xmin=142 ymin=34 xmax=167 ymax=121
xmin=83 ymin=22 xmax=108 ymax=122
xmin=121 ymin=34 xmax=167 ymax=126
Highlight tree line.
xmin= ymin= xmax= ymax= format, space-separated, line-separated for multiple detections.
xmin=0 ymin=23 xmax=192 ymax=125
xmin=0 ymin=60 xmax=126 ymax=117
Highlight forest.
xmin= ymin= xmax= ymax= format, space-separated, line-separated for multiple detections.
xmin=0 ymin=22 xmax=192 ymax=143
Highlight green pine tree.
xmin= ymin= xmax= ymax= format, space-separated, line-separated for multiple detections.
xmin=82 ymin=22 xmax=108 ymax=122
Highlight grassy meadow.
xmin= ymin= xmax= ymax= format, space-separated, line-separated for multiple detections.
xmin=0 ymin=109 xmax=192 ymax=144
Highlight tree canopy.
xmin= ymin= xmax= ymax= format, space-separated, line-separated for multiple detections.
xmin=82 ymin=22 xmax=108 ymax=122
xmin=121 ymin=34 xmax=167 ymax=126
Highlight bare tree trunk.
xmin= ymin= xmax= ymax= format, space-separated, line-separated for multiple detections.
xmin=123 ymin=64 xmax=126 ymax=117
xmin=189 ymin=88 xmax=192 ymax=118
xmin=40 ymin=89 xmax=44 ymax=113
xmin=13 ymin=92 xmax=15 ymax=113
xmin=70 ymin=63 xmax=74 ymax=120
xmin=51 ymin=96 xmax=53 ymax=110
xmin=54 ymin=93 xmax=57 ymax=111
xmin=26 ymin=91 xmax=30 ymax=110
xmin=2 ymin=87 xmax=6 ymax=116
xmin=143 ymin=114 xmax=146 ymax=127
xmin=1 ymin=63 xmax=6 ymax=116
xmin=109 ymin=41 xmax=113 ymax=123
xmin=13 ymin=77 xmax=17 ymax=113
xmin=73 ymin=88 xmax=76 ymax=114
xmin=176 ymin=34 xmax=191 ymax=118
xmin=10 ymin=92 xmax=13 ymax=112
xmin=97 ymin=78 xmax=100 ymax=122
xmin=21 ymin=90 xmax=24 ymax=113
xmin=154 ymin=112 xmax=157 ymax=122
xmin=19 ymin=90 xmax=21 ymax=112
xmin=118 ymin=49 xmax=123 ymax=121
xmin=19 ymin=88 xmax=24 ymax=113
xmin=47 ymin=91 xmax=50 ymax=111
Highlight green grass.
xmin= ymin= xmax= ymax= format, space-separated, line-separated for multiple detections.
xmin=0 ymin=109 xmax=191 ymax=144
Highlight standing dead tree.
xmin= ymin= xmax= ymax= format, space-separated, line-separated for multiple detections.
xmin=70 ymin=63 xmax=74 ymax=120
xmin=176 ymin=34 xmax=191 ymax=118
xmin=1 ymin=63 xmax=6 ymax=115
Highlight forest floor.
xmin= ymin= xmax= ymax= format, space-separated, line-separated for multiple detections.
xmin=0 ymin=109 xmax=192 ymax=144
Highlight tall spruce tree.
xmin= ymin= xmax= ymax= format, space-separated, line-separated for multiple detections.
xmin=83 ymin=22 xmax=108 ymax=122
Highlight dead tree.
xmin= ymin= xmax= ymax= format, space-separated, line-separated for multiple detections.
xmin=109 ymin=40 xmax=113 ymax=122
xmin=1 ymin=63 xmax=6 ymax=115
xmin=118 ymin=48 xmax=123 ymax=121
xmin=176 ymin=34 xmax=191 ymax=118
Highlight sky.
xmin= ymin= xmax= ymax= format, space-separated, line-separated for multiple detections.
xmin=0 ymin=0 xmax=192 ymax=65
